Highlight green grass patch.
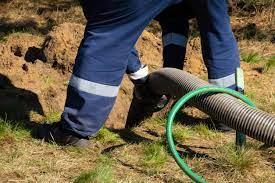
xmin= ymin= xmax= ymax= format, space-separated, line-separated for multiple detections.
xmin=192 ymin=123 xmax=220 ymax=139
xmin=95 ymin=128 xmax=120 ymax=144
xmin=74 ymin=156 xmax=115 ymax=183
xmin=141 ymin=141 xmax=168 ymax=171
xmin=0 ymin=118 xmax=30 ymax=143
xmin=213 ymin=143 xmax=259 ymax=173
xmin=173 ymin=124 xmax=194 ymax=142
xmin=263 ymin=56 xmax=275 ymax=72
xmin=44 ymin=111 xmax=61 ymax=123
xmin=143 ymin=117 xmax=166 ymax=126
xmin=241 ymin=52 xmax=262 ymax=63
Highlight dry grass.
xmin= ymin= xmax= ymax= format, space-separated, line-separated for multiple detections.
xmin=140 ymin=141 xmax=168 ymax=173
xmin=0 ymin=0 xmax=84 ymax=41
xmin=95 ymin=128 xmax=121 ymax=144
xmin=74 ymin=156 xmax=115 ymax=183
xmin=0 ymin=114 xmax=274 ymax=182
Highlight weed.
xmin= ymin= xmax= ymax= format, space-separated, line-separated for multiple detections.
xmin=0 ymin=118 xmax=29 ymax=142
xmin=44 ymin=111 xmax=61 ymax=123
xmin=173 ymin=124 xmax=194 ymax=142
xmin=41 ymin=75 xmax=54 ymax=89
xmin=144 ymin=117 xmax=166 ymax=126
xmin=192 ymin=123 xmax=219 ymax=139
xmin=141 ymin=141 xmax=168 ymax=171
xmin=263 ymin=56 xmax=275 ymax=72
xmin=241 ymin=52 xmax=262 ymax=63
xmin=74 ymin=156 xmax=115 ymax=183
xmin=213 ymin=143 xmax=259 ymax=173
xmin=142 ymin=117 xmax=166 ymax=137
xmin=95 ymin=128 xmax=120 ymax=144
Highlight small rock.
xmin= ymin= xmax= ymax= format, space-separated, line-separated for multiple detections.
xmin=11 ymin=45 xmax=23 ymax=57
xmin=22 ymin=64 xmax=29 ymax=72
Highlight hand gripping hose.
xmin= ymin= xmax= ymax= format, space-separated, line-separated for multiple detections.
xmin=148 ymin=68 xmax=275 ymax=146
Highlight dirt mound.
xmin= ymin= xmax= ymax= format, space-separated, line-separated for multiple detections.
xmin=185 ymin=37 xmax=207 ymax=76
xmin=42 ymin=23 xmax=85 ymax=73
xmin=42 ymin=22 xmax=205 ymax=76
xmin=0 ymin=22 xmax=207 ymax=128
xmin=42 ymin=22 xmax=166 ymax=74
xmin=0 ymin=33 xmax=68 ymax=119
xmin=136 ymin=30 xmax=163 ymax=68
xmin=0 ymin=33 xmax=44 ymax=67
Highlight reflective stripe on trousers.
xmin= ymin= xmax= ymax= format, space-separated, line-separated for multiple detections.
xmin=60 ymin=0 xmax=183 ymax=137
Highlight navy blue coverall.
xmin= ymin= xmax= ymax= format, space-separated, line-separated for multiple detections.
xmin=157 ymin=0 xmax=240 ymax=88
xmin=61 ymin=0 xmax=240 ymax=138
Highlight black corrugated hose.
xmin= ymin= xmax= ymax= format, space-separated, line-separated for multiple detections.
xmin=148 ymin=68 xmax=275 ymax=146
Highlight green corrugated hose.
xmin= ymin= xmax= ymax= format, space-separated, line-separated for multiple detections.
xmin=166 ymin=86 xmax=256 ymax=183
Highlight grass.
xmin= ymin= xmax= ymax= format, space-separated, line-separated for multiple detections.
xmin=0 ymin=118 xmax=30 ymax=142
xmin=74 ymin=156 xmax=115 ymax=183
xmin=173 ymin=124 xmax=194 ymax=142
xmin=143 ymin=117 xmax=166 ymax=126
xmin=192 ymin=123 xmax=220 ymax=140
xmin=263 ymin=55 xmax=275 ymax=72
xmin=213 ymin=143 xmax=259 ymax=173
xmin=241 ymin=52 xmax=262 ymax=63
xmin=141 ymin=141 xmax=168 ymax=172
xmin=199 ymin=142 xmax=275 ymax=182
xmin=44 ymin=111 xmax=61 ymax=123
xmin=41 ymin=75 xmax=54 ymax=89
xmin=95 ymin=128 xmax=120 ymax=144
xmin=241 ymin=52 xmax=274 ymax=72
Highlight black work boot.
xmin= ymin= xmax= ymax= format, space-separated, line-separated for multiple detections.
xmin=125 ymin=74 xmax=170 ymax=128
xmin=207 ymin=118 xmax=233 ymax=133
xmin=32 ymin=122 xmax=91 ymax=148
xmin=214 ymin=121 xmax=233 ymax=132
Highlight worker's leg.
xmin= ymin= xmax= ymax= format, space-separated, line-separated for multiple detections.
xmin=157 ymin=3 xmax=190 ymax=69
xmin=193 ymin=0 xmax=240 ymax=89
xmin=193 ymin=0 xmax=240 ymax=131
xmin=125 ymin=47 xmax=169 ymax=128
xmin=61 ymin=0 xmax=182 ymax=138
xmin=125 ymin=3 xmax=191 ymax=129
xmin=126 ymin=48 xmax=148 ymax=83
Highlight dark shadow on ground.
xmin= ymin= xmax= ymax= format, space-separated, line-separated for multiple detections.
xmin=0 ymin=74 xmax=44 ymax=127
xmin=233 ymin=23 xmax=274 ymax=42
xmin=36 ymin=0 xmax=80 ymax=14
xmin=125 ymin=94 xmax=155 ymax=129
xmin=101 ymin=128 xmax=153 ymax=154
xmin=109 ymin=128 xmax=153 ymax=144
xmin=25 ymin=46 xmax=47 ymax=63
xmin=176 ymin=143 xmax=215 ymax=160
xmin=174 ymin=110 xmax=208 ymax=126
xmin=126 ymin=94 xmax=212 ymax=127
xmin=0 ymin=17 xmax=56 ymax=40
xmin=0 ymin=0 xmax=82 ymax=41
